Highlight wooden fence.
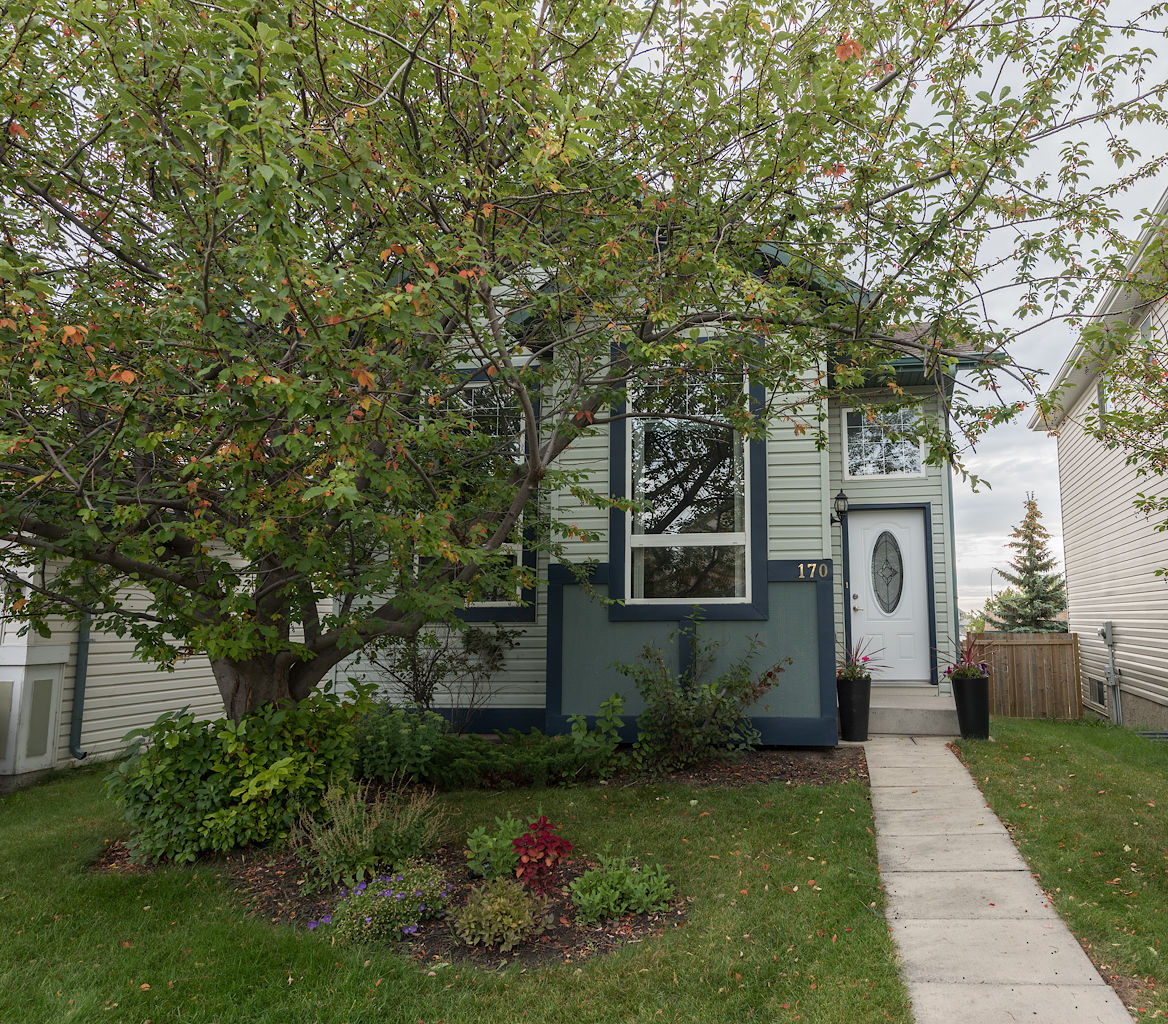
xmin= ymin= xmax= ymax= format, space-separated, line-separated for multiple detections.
xmin=970 ymin=632 xmax=1082 ymax=720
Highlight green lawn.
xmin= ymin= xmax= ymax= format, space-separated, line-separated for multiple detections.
xmin=955 ymin=718 xmax=1168 ymax=1018
xmin=0 ymin=766 xmax=911 ymax=1024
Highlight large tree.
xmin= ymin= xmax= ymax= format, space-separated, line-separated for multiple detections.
xmin=989 ymin=495 xmax=1068 ymax=632
xmin=1 ymin=0 xmax=1165 ymax=717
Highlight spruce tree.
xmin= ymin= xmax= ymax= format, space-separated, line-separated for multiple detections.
xmin=989 ymin=495 xmax=1068 ymax=632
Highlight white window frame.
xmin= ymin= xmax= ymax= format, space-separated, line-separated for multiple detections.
xmin=841 ymin=405 xmax=927 ymax=481
xmin=625 ymin=380 xmax=751 ymax=605
xmin=466 ymin=542 xmax=524 ymax=608
xmin=461 ymin=379 xmax=526 ymax=609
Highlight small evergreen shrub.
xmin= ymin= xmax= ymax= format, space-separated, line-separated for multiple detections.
xmin=465 ymin=814 xmax=525 ymax=879
xmin=427 ymin=730 xmax=581 ymax=790
xmin=294 ymin=779 xmax=452 ymax=892
xmin=322 ymin=860 xmax=450 ymax=943
xmin=570 ymin=846 xmax=674 ymax=924
xmin=453 ymin=877 xmax=552 ymax=953
xmin=617 ymin=632 xmax=787 ymax=770
xmin=107 ymin=689 xmax=364 ymax=863
xmin=356 ymin=701 xmax=632 ymax=791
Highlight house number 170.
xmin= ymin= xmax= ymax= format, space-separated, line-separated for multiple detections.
xmin=798 ymin=561 xmax=828 ymax=579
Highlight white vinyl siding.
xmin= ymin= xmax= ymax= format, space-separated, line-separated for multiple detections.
xmin=1057 ymin=375 xmax=1168 ymax=725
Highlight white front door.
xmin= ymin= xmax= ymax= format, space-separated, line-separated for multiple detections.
xmin=847 ymin=508 xmax=931 ymax=683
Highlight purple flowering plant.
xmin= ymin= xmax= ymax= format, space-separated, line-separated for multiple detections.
xmin=946 ymin=636 xmax=989 ymax=680
xmin=311 ymin=860 xmax=449 ymax=944
xmin=837 ymin=637 xmax=884 ymax=682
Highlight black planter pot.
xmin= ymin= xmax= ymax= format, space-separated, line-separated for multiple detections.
xmin=952 ymin=673 xmax=990 ymax=740
xmin=836 ymin=674 xmax=872 ymax=742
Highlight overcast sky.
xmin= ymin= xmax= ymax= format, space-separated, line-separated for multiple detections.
xmin=942 ymin=0 xmax=1168 ymax=613
xmin=953 ymin=173 xmax=1167 ymax=612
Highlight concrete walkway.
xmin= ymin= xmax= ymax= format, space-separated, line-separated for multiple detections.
xmin=865 ymin=736 xmax=1132 ymax=1024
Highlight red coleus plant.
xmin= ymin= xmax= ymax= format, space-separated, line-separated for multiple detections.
xmin=512 ymin=816 xmax=573 ymax=892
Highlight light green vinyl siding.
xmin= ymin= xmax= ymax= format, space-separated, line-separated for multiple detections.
xmin=29 ymin=597 xmax=223 ymax=769
xmin=550 ymin=423 xmax=610 ymax=563
xmin=766 ymin=413 xmax=830 ymax=561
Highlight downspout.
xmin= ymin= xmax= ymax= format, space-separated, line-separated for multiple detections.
xmin=942 ymin=410 xmax=959 ymax=695
xmin=69 ymin=613 xmax=90 ymax=760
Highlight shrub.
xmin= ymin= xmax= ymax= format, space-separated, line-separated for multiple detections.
xmin=322 ymin=860 xmax=450 ymax=943
xmin=567 ymin=693 xmax=626 ymax=779
xmin=362 ymin=624 xmax=520 ymax=730
xmin=617 ymin=631 xmax=787 ymax=771
xmin=569 ymin=846 xmax=674 ymax=924
xmin=357 ymin=711 xmax=617 ymax=791
xmin=426 ymin=730 xmax=581 ymax=790
xmin=107 ymin=689 xmax=364 ymax=863
xmin=512 ymin=815 xmax=572 ymax=891
xmin=465 ymin=814 xmax=525 ymax=879
xmin=354 ymin=704 xmax=451 ymax=783
xmin=293 ymin=779 xmax=452 ymax=893
xmin=453 ymin=877 xmax=551 ymax=953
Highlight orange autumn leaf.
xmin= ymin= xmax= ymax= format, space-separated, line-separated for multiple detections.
xmin=835 ymin=33 xmax=862 ymax=61
xmin=8 ymin=122 xmax=28 ymax=138
xmin=352 ymin=366 xmax=375 ymax=389
xmin=110 ymin=368 xmax=136 ymax=385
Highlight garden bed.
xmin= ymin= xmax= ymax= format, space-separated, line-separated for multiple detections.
xmin=94 ymin=745 xmax=865 ymax=969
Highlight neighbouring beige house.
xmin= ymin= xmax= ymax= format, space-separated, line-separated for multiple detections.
xmin=1031 ymin=186 xmax=1168 ymax=730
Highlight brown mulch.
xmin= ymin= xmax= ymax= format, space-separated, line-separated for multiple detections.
xmin=92 ymin=746 xmax=865 ymax=970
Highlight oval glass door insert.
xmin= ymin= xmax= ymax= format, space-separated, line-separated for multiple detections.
xmin=871 ymin=531 xmax=903 ymax=613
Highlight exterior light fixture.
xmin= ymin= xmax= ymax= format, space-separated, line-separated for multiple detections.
xmin=830 ymin=490 xmax=849 ymax=525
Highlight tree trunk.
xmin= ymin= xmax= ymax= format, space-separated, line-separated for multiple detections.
xmin=210 ymin=655 xmax=295 ymax=721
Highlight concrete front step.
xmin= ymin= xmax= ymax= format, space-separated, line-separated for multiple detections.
xmin=868 ymin=704 xmax=959 ymax=736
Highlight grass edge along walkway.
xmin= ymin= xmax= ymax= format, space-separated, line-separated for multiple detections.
xmin=0 ymin=763 xmax=913 ymax=1024
xmin=955 ymin=718 xmax=1168 ymax=1020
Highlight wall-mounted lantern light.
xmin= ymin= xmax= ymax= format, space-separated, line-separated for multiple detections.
xmin=830 ymin=489 xmax=849 ymax=525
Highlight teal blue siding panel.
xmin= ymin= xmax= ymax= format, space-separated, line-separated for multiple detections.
xmin=558 ymin=585 xmax=675 ymax=717
xmin=696 ymin=582 xmax=822 ymax=719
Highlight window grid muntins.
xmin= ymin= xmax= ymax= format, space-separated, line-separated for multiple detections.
xmin=626 ymin=379 xmax=750 ymax=603
xmin=462 ymin=382 xmax=525 ymax=607
xmin=844 ymin=407 xmax=924 ymax=478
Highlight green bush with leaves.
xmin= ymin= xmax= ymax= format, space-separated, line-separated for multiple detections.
xmin=465 ymin=814 xmax=525 ymax=879
xmin=570 ymin=846 xmax=674 ymax=924
xmin=453 ymin=877 xmax=552 ymax=953
xmin=354 ymin=704 xmax=451 ymax=783
xmin=617 ymin=632 xmax=787 ymax=771
xmin=107 ymin=689 xmax=364 ymax=863
xmin=567 ymin=693 xmax=626 ymax=779
xmin=324 ymin=860 xmax=450 ymax=944
xmin=293 ymin=780 xmax=452 ymax=893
